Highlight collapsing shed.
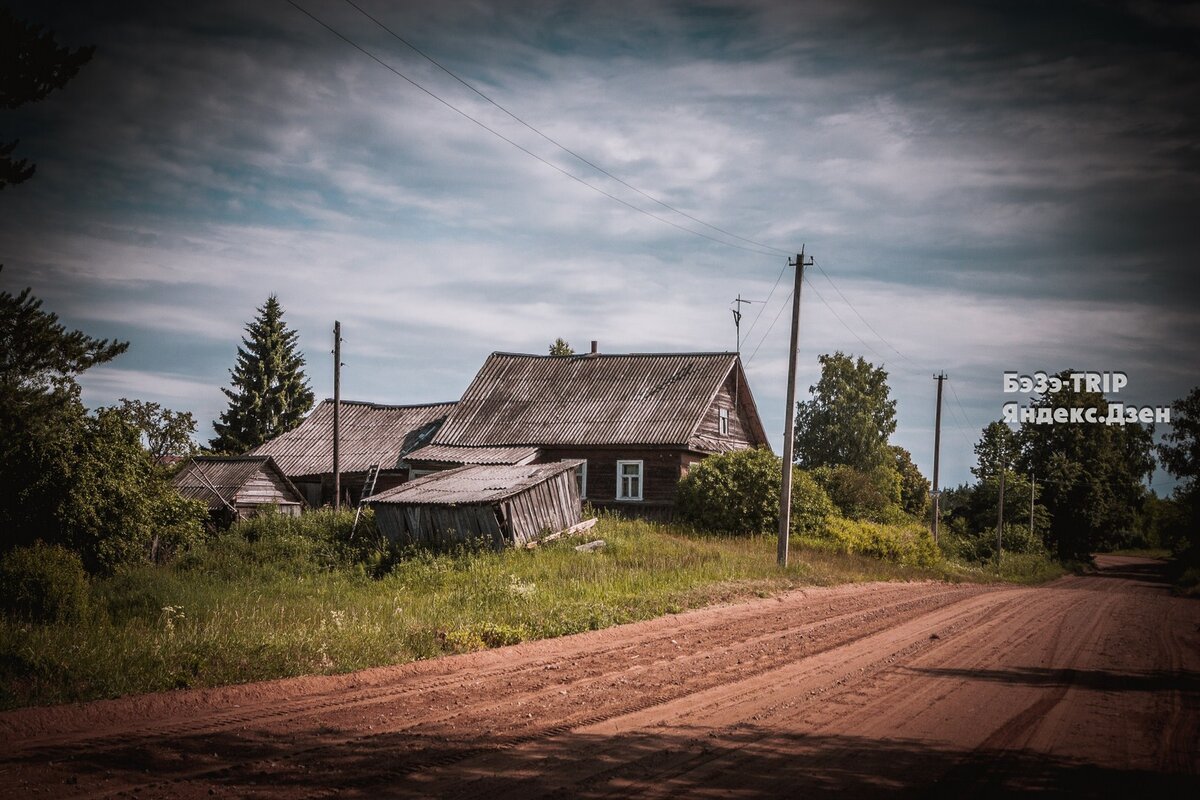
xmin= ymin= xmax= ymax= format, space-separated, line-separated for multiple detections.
xmin=172 ymin=455 xmax=305 ymax=526
xmin=368 ymin=461 xmax=584 ymax=549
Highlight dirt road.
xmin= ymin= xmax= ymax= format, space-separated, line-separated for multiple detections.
xmin=3 ymin=555 xmax=1197 ymax=798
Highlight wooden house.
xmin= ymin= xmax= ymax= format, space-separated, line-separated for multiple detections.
xmin=405 ymin=349 xmax=770 ymax=516
xmin=368 ymin=461 xmax=584 ymax=549
xmin=249 ymin=399 xmax=455 ymax=507
xmin=172 ymin=455 xmax=305 ymax=526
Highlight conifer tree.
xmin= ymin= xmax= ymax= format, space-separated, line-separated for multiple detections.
xmin=210 ymin=296 xmax=313 ymax=452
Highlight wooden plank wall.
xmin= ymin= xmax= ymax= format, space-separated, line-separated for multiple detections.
xmin=375 ymin=469 xmax=580 ymax=549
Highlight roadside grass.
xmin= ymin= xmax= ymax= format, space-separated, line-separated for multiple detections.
xmin=0 ymin=517 xmax=1060 ymax=710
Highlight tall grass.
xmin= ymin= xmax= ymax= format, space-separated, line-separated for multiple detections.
xmin=0 ymin=516 xmax=1058 ymax=710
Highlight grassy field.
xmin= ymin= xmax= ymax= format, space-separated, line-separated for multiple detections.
xmin=0 ymin=516 xmax=1062 ymax=710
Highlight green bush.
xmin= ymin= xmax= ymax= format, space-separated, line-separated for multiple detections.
xmin=676 ymin=448 xmax=833 ymax=536
xmin=941 ymin=522 xmax=1047 ymax=564
xmin=0 ymin=542 xmax=90 ymax=622
xmin=820 ymin=517 xmax=940 ymax=567
xmin=813 ymin=464 xmax=904 ymax=522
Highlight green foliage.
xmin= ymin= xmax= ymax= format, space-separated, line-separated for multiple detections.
xmin=818 ymin=517 xmax=940 ymax=567
xmin=675 ymin=448 xmax=833 ymax=536
xmin=1015 ymin=374 xmax=1155 ymax=560
xmin=892 ymin=446 xmax=930 ymax=518
xmin=794 ymin=352 xmax=897 ymax=472
xmin=210 ymin=295 xmax=314 ymax=453
xmin=548 ymin=338 xmax=575 ymax=356
xmin=813 ymin=463 xmax=904 ymax=522
xmin=941 ymin=522 xmax=1047 ymax=564
xmin=0 ymin=8 xmax=94 ymax=188
xmin=56 ymin=408 xmax=206 ymax=572
xmin=972 ymin=421 xmax=1018 ymax=481
xmin=114 ymin=398 xmax=197 ymax=462
xmin=179 ymin=507 xmax=380 ymax=581
xmin=0 ymin=542 xmax=89 ymax=622
xmin=1158 ymin=386 xmax=1200 ymax=558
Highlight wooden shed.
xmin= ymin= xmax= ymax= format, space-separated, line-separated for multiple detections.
xmin=172 ymin=455 xmax=305 ymax=526
xmin=368 ymin=461 xmax=584 ymax=549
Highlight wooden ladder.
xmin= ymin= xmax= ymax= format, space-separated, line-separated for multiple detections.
xmin=350 ymin=463 xmax=381 ymax=539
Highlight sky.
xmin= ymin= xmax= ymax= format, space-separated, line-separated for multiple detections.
xmin=4 ymin=0 xmax=1199 ymax=493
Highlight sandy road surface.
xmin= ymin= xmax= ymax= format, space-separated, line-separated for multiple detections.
xmin=2 ymin=555 xmax=1197 ymax=798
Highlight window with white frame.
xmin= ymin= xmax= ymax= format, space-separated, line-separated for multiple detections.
xmin=563 ymin=459 xmax=587 ymax=499
xmin=718 ymin=407 xmax=729 ymax=435
xmin=616 ymin=460 xmax=643 ymax=501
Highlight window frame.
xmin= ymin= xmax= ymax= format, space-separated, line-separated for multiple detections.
xmin=718 ymin=407 xmax=729 ymax=436
xmin=615 ymin=459 xmax=644 ymax=502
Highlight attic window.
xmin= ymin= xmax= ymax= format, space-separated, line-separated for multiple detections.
xmin=718 ymin=407 xmax=729 ymax=436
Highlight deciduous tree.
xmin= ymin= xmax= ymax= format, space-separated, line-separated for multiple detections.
xmin=793 ymin=352 xmax=896 ymax=472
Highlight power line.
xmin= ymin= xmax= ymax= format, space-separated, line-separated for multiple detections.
xmin=746 ymin=287 xmax=793 ymax=365
xmin=811 ymin=257 xmax=915 ymax=366
xmin=286 ymin=0 xmax=782 ymax=258
xmin=801 ymin=275 xmax=888 ymax=363
xmin=742 ymin=260 xmax=788 ymax=343
xmin=341 ymin=0 xmax=794 ymax=260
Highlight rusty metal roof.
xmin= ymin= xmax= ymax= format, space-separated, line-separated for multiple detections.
xmin=249 ymin=400 xmax=455 ymax=478
xmin=368 ymin=461 xmax=582 ymax=506
xmin=172 ymin=456 xmax=302 ymax=511
xmin=425 ymin=352 xmax=762 ymax=449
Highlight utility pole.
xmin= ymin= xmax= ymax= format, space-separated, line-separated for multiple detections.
xmin=731 ymin=294 xmax=760 ymax=355
xmin=333 ymin=320 xmax=342 ymax=511
xmin=996 ymin=457 xmax=1006 ymax=572
xmin=1029 ymin=471 xmax=1035 ymax=534
xmin=931 ymin=372 xmax=946 ymax=545
xmin=778 ymin=248 xmax=810 ymax=567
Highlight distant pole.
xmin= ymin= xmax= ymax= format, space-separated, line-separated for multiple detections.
xmin=333 ymin=320 xmax=342 ymax=511
xmin=1029 ymin=471 xmax=1035 ymax=534
xmin=778 ymin=248 xmax=810 ymax=567
xmin=996 ymin=461 xmax=1006 ymax=572
xmin=932 ymin=372 xmax=946 ymax=545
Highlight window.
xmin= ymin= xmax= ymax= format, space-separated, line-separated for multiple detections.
xmin=718 ymin=407 xmax=729 ymax=435
xmin=410 ymin=468 xmax=436 ymax=480
xmin=616 ymin=460 xmax=643 ymax=501
xmin=563 ymin=459 xmax=587 ymax=499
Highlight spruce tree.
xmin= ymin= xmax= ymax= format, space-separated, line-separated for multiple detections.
xmin=210 ymin=296 xmax=314 ymax=452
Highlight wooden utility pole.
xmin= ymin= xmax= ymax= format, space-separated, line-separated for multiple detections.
xmin=777 ymin=248 xmax=810 ymax=567
xmin=931 ymin=372 xmax=946 ymax=545
xmin=1029 ymin=472 xmax=1035 ymax=534
xmin=996 ymin=460 xmax=1006 ymax=572
xmin=333 ymin=320 xmax=342 ymax=511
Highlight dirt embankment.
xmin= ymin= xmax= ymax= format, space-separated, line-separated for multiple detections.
xmin=2 ymin=555 xmax=1197 ymax=798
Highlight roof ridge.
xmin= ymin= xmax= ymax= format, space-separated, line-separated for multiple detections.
xmin=317 ymin=399 xmax=458 ymax=409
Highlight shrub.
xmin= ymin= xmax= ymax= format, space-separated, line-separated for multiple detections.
xmin=0 ymin=542 xmax=90 ymax=622
xmin=812 ymin=464 xmax=904 ymax=522
xmin=942 ymin=522 xmax=1047 ymax=564
xmin=676 ymin=448 xmax=833 ymax=536
xmin=821 ymin=517 xmax=940 ymax=567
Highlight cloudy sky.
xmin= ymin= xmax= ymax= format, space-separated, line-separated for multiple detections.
xmin=4 ymin=0 xmax=1199 ymax=492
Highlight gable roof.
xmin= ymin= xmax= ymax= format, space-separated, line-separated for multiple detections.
xmin=368 ymin=461 xmax=582 ymax=506
xmin=417 ymin=351 xmax=767 ymax=453
xmin=172 ymin=455 xmax=302 ymax=511
xmin=249 ymin=399 xmax=455 ymax=478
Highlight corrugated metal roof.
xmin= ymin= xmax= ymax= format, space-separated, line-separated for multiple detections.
xmin=405 ymin=443 xmax=541 ymax=465
xmin=249 ymin=400 xmax=455 ymax=477
xmin=368 ymin=461 xmax=582 ymax=506
xmin=430 ymin=352 xmax=745 ymax=448
xmin=172 ymin=456 xmax=301 ymax=511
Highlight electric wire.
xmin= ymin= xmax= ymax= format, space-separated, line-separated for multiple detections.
xmin=742 ymin=260 xmax=788 ymax=343
xmin=342 ymin=0 xmax=794 ymax=260
xmin=287 ymin=0 xmax=781 ymax=258
xmin=746 ymin=288 xmax=793 ymax=366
